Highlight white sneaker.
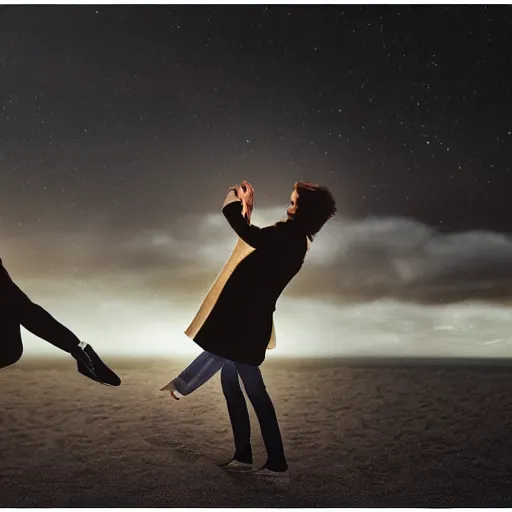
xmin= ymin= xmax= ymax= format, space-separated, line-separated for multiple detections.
xmin=159 ymin=381 xmax=183 ymax=400
xmin=252 ymin=467 xmax=290 ymax=478
xmin=218 ymin=459 xmax=253 ymax=472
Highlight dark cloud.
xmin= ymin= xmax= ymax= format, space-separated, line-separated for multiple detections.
xmin=290 ymin=216 xmax=512 ymax=304
xmin=4 ymin=206 xmax=512 ymax=305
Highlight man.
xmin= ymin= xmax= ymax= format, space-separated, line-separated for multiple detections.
xmin=162 ymin=180 xmax=337 ymax=477
xmin=161 ymin=184 xmax=275 ymax=398
xmin=0 ymin=257 xmax=121 ymax=386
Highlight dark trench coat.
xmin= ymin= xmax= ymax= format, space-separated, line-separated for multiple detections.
xmin=185 ymin=191 xmax=309 ymax=366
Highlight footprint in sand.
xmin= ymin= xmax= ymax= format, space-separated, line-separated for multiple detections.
xmin=142 ymin=433 xmax=205 ymax=460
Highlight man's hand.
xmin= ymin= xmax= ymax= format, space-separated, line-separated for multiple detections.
xmin=228 ymin=181 xmax=254 ymax=220
xmin=239 ymin=180 xmax=254 ymax=220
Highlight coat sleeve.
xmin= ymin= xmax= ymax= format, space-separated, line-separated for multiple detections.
xmin=222 ymin=201 xmax=279 ymax=250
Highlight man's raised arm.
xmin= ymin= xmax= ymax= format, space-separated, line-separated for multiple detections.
xmin=222 ymin=189 xmax=278 ymax=250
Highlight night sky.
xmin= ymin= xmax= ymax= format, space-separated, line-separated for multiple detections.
xmin=2 ymin=5 xmax=512 ymax=359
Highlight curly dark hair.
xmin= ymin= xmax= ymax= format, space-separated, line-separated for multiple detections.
xmin=292 ymin=181 xmax=337 ymax=240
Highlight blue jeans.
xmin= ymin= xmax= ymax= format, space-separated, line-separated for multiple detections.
xmin=171 ymin=351 xmax=288 ymax=472
xmin=171 ymin=351 xmax=225 ymax=396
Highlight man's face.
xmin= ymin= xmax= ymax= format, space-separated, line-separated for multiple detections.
xmin=287 ymin=189 xmax=299 ymax=218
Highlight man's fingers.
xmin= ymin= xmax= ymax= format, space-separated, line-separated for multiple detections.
xmin=228 ymin=182 xmax=253 ymax=203
xmin=242 ymin=180 xmax=254 ymax=192
xmin=228 ymin=185 xmax=241 ymax=196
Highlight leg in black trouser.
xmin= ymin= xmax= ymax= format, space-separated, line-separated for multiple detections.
xmin=0 ymin=259 xmax=121 ymax=386
xmin=0 ymin=261 xmax=120 ymax=385
xmin=16 ymin=300 xmax=81 ymax=353
xmin=221 ymin=361 xmax=253 ymax=464
xmin=0 ymin=316 xmax=24 ymax=370
xmin=0 ymin=262 xmax=80 ymax=369
xmin=221 ymin=360 xmax=288 ymax=472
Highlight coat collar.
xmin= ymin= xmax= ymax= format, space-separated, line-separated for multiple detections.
xmin=277 ymin=218 xmax=312 ymax=251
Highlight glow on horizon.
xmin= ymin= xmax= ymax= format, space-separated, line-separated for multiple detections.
xmin=9 ymin=207 xmax=512 ymax=361
xmin=6 ymin=206 xmax=512 ymax=362
xmin=17 ymin=291 xmax=512 ymax=360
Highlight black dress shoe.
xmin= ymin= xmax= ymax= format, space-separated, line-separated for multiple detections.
xmin=72 ymin=342 xmax=121 ymax=386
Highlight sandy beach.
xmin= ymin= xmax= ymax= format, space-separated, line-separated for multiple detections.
xmin=2 ymin=356 xmax=512 ymax=507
